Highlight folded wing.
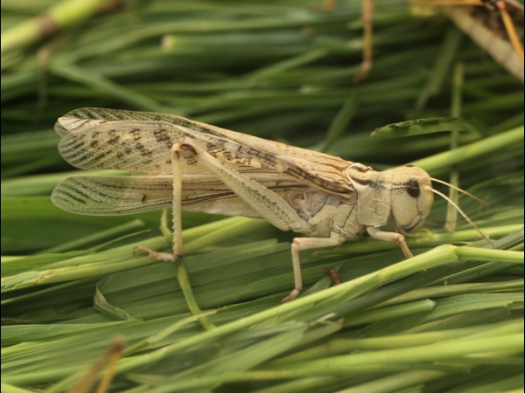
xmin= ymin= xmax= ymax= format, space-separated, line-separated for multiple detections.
xmin=56 ymin=108 xmax=356 ymax=197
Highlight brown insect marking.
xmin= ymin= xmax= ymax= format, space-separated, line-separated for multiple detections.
xmin=206 ymin=144 xmax=220 ymax=155
xmin=186 ymin=157 xmax=198 ymax=165
xmin=125 ymin=147 xmax=132 ymax=154
xmin=141 ymin=194 xmax=149 ymax=203
xmin=108 ymin=130 xmax=120 ymax=145
xmin=154 ymin=129 xmax=173 ymax=148
xmin=76 ymin=154 xmax=91 ymax=164
xmin=108 ymin=135 xmax=120 ymax=143
xmin=71 ymin=141 xmax=86 ymax=150
xmin=90 ymin=140 xmax=98 ymax=148
xmin=222 ymin=151 xmax=233 ymax=161
xmin=116 ymin=152 xmax=124 ymax=160
xmin=241 ymin=146 xmax=277 ymax=166
xmin=135 ymin=143 xmax=153 ymax=157
xmin=130 ymin=128 xmax=142 ymax=141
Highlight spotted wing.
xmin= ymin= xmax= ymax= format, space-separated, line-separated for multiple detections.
xmin=56 ymin=108 xmax=356 ymax=197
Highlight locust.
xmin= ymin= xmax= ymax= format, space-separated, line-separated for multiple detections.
xmin=52 ymin=108 xmax=481 ymax=303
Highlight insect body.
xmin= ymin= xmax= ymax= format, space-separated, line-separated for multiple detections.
xmin=52 ymin=108 xmax=434 ymax=302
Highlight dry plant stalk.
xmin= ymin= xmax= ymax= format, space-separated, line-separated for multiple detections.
xmin=356 ymin=0 xmax=524 ymax=81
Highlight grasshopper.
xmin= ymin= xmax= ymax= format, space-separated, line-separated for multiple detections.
xmin=53 ymin=108 xmax=476 ymax=303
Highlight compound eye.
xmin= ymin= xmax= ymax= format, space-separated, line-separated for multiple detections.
xmin=406 ymin=178 xmax=420 ymax=198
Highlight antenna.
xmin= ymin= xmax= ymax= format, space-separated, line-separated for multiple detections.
xmin=431 ymin=177 xmax=489 ymax=206
xmin=424 ymin=185 xmax=494 ymax=247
